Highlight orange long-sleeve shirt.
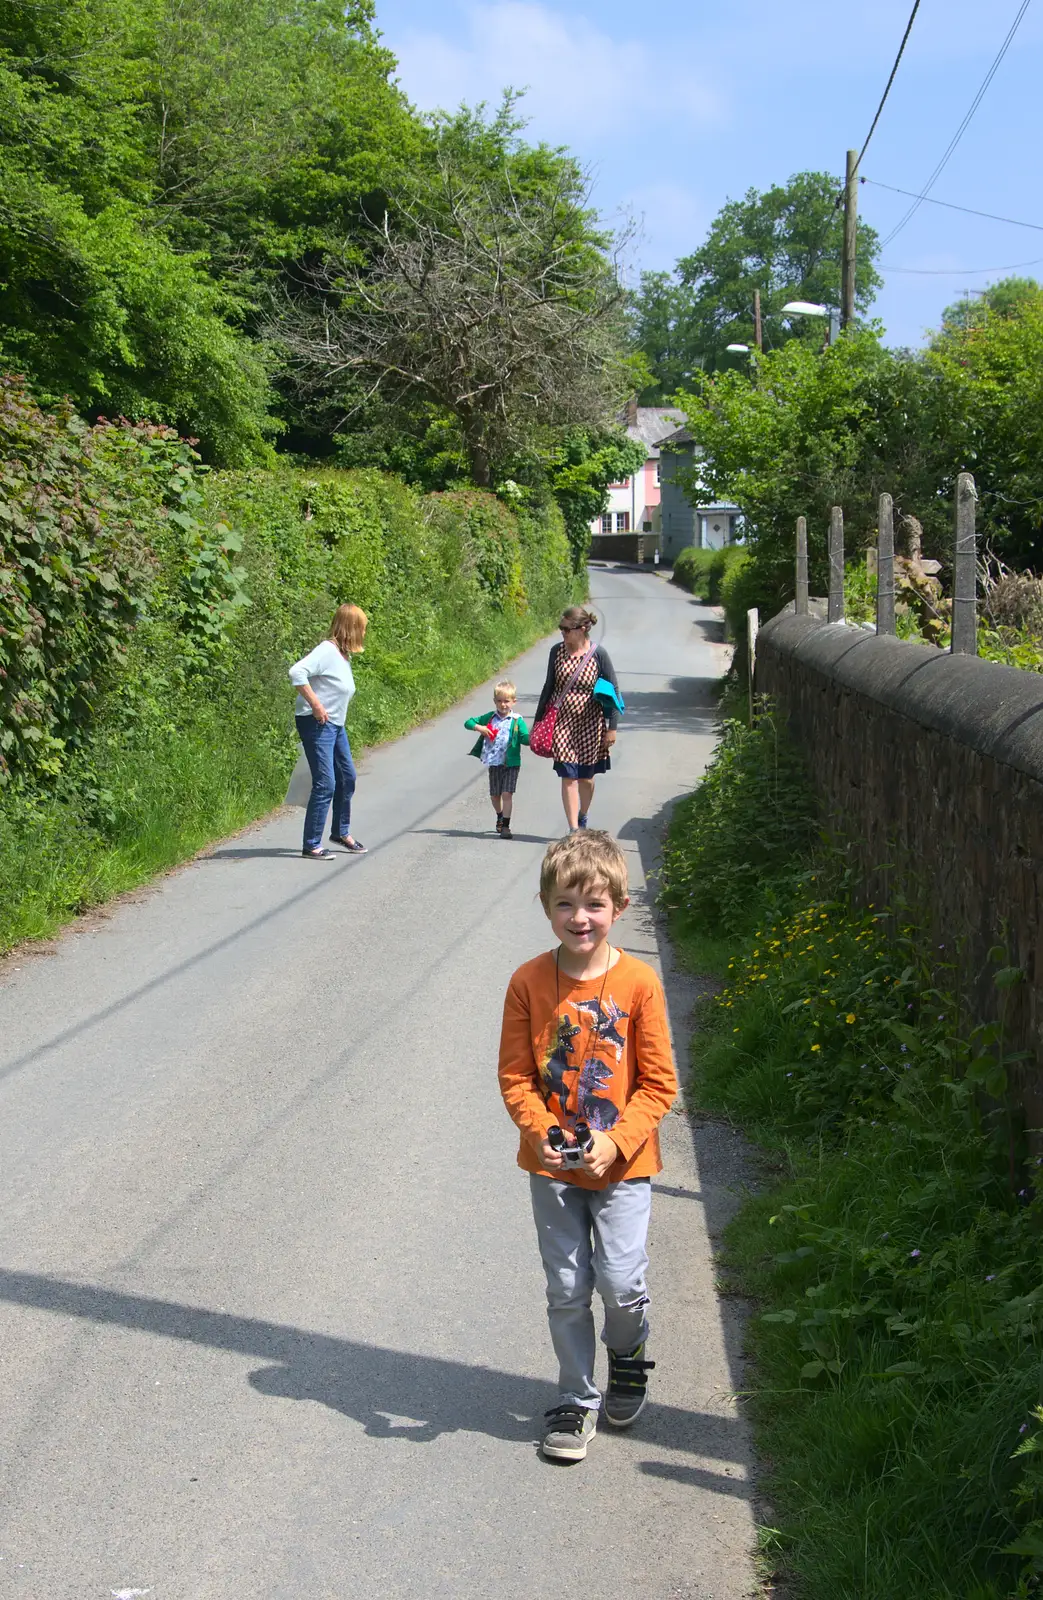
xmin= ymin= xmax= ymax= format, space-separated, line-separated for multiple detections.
xmin=498 ymin=948 xmax=678 ymax=1191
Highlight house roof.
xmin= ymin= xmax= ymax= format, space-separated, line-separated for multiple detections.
xmin=655 ymin=425 xmax=696 ymax=449
xmin=622 ymin=406 xmax=686 ymax=456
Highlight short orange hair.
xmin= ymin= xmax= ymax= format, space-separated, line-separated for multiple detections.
xmin=330 ymin=603 xmax=367 ymax=655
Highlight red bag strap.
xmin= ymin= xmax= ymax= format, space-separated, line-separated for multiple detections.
xmin=551 ymin=646 xmax=593 ymax=710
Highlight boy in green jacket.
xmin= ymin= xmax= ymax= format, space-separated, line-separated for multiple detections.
xmin=465 ymin=680 xmax=530 ymax=839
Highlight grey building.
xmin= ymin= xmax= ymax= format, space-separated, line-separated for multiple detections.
xmin=656 ymin=426 xmax=742 ymax=561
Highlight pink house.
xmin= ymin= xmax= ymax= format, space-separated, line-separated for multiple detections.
xmin=589 ymin=401 xmax=685 ymax=543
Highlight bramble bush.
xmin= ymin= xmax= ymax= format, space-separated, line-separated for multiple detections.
xmin=662 ymin=704 xmax=1043 ymax=1600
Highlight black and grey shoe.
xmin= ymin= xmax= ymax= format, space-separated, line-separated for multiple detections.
xmin=603 ymin=1344 xmax=655 ymax=1427
xmin=500 ymin=820 xmax=513 ymax=839
xmin=541 ymin=1404 xmax=597 ymax=1461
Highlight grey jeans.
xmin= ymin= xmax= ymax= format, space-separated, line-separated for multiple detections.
xmin=529 ymin=1173 xmax=652 ymax=1411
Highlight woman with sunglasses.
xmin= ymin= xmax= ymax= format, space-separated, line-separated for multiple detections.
xmin=533 ymin=606 xmax=621 ymax=832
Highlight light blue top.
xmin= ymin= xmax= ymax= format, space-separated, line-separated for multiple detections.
xmin=288 ymin=640 xmax=355 ymax=725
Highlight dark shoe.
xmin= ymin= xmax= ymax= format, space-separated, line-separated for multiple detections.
xmin=500 ymin=821 xmax=513 ymax=839
xmin=302 ymin=848 xmax=335 ymax=860
xmin=604 ymin=1344 xmax=655 ymax=1427
xmin=541 ymin=1405 xmax=597 ymax=1461
xmin=577 ymin=812 xmax=588 ymax=828
xmin=495 ymin=814 xmax=504 ymax=832
xmin=330 ymin=836 xmax=367 ymax=853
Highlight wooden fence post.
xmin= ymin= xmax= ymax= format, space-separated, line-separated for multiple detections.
xmin=747 ymin=607 xmax=759 ymax=725
xmin=877 ymin=492 xmax=896 ymax=636
xmin=828 ymin=506 xmax=845 ymax=623
xmin=795 ymin=517 xmax=809 ymax=614
xmin=951 ymin=471 xmax=977 ymax=655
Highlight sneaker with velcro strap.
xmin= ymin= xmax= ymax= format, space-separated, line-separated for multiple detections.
xmin=603 ymin=1343 xmax=655 ymax=1427
xmin=541 ymin=1404 xmax=597 ymax=1461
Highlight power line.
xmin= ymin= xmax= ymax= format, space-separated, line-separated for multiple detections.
xmin=863 ymin=178 xmax=1043 ymax=235
xmin=882 ymin=256 xmax=1043 ymax=274
xmin=854 ymin=0 xmax=923 ymax=173
xmin=881 ymin=0 xmax=1034 ymax=249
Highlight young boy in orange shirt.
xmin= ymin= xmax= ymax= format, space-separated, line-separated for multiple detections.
xmin=498 ymin=831 xmax=678 ymax=1461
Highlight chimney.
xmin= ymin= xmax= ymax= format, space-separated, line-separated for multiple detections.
xmin=624 ymin=394 xmax=638 ymax=428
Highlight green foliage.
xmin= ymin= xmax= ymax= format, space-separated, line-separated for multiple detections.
xmin=658 ymin=707 xmax=818 ymax=944
xmin=925 ymin=282 xmax=1043 ymax=570
xmin=0 ymin=393 xmax=574 ymax=949
xmin=631 ymin=172 xmax=882 ymax=392
xmin=0 ymin=376 xmax=197 ymax=781
xmin=546 ymin=427 xmax=648 ymax=570
xmin=672 ymin=543 xmax=746 ymax=603
xmin=662 ymin=712 xmax=1043 ymax=1599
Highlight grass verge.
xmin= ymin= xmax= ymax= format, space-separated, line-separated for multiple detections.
xmin=661 ymin=708 xmax=1043 ymax=1600
xmin=0 ymin=607 xmax=558 ymax=954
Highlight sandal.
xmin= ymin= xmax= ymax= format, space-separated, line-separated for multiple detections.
xmin=302 ymin=848 xmax=335 ymax=860
xmin=330 ymin=836 xmax=367 ymax=853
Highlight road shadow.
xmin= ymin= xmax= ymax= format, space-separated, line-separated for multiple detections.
xmin=689 ymin=612 xmax=727 ymax=646
xmin=616 ymin=797 xmax=756 ymax=1481
xmin=411 ymin=828 xmax=553 ymax=846
xmin=619 ymin=678 xmax=719 ymax=737
xmin=205 ymin=848 xmax=350 ymax=862
xmin=0 ymin=1268 xmax=750 ymax=1486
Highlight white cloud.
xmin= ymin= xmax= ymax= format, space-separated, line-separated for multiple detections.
xmin=390 ymin=1 xmax=724 ymax=140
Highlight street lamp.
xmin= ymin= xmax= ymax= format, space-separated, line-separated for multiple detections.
xmin=782 ymin=300 xmax=841 ymax=346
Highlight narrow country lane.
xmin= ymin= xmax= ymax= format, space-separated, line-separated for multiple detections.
xmin=0 ymin=567 xmax=754 ymax=1600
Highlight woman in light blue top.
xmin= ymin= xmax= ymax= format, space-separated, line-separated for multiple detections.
xmin=288 ymin=604 xmax=367 ymax=859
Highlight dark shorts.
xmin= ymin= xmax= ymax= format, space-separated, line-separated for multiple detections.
xmin=554 ymin=759 xmax=610 ymax=779
xmin=488 ymin=764 xmax=519 ymax=796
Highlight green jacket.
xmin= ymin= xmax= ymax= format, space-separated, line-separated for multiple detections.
xmin=465 ymin=711 xmax=530 ymax=766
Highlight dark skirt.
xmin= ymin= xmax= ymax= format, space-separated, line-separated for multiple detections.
xmin=554 ymin=759 xmax=610 ymax=779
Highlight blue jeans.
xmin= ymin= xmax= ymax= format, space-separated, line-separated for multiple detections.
xmin=296 ymin=715 xmax=356 ymax=852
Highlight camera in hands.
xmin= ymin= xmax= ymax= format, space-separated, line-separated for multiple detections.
xmin=547 ymin=1120 xmax=594 ymax=1167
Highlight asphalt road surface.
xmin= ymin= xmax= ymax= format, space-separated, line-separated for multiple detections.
xmin=0 ymin=566 xmax=755 ymax=1600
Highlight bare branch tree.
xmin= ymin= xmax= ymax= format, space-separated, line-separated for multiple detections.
xmin=271 ymin=149 xmax=633 ymax=485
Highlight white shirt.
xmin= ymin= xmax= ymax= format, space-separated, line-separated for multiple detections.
xmin=288 ymin=640 xmax=356 ymax=725
xmin=481 ymin=711 xmax=514 ymax=767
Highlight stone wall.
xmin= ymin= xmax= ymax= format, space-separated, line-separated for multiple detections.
xmin=756 ymin=612 xmax=1043 ymax=1125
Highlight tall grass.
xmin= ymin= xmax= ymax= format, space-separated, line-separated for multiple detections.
xmin=662 ymin=710 xmax=1043 ymax=1600
xmin=0 ymin=605 xmax=559 ymax=953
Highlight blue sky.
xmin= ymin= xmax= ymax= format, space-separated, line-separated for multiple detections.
xmin=373 ymin=0 xmax=1043 ymax=348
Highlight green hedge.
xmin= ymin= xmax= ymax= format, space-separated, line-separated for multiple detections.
xmin=672 ymin=543 xmax=746 ymax=604
xmin=0 ymin=391 xmax=574 ymax=949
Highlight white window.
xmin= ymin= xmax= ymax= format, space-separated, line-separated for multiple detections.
xmin=601 ymin=513 xmax=612 ymax=533
xmin=616 ymin=512 xmax=630 ymax=532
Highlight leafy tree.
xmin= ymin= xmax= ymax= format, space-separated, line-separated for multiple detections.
xmin=939 ymin=275 xmax=1040 ymax=333
xmin=546 ymin=427 xmax=648 ymax=570
xmin=628 ymin=271 xmax=703 ymax=399
xmin=632 ymin=172 xmax=882 ymax=389
xmin=274 ymin=102 xmax=633 ymax=486
xmin=926 ymin=281 xmax=1043 ymax=568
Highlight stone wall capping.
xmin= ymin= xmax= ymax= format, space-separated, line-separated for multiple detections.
xmin=761 ymin=612 xmax=1043 ymax=785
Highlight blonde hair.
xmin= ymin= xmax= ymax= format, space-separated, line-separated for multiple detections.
xmin=559 ymin=605 xmax=598 ymax=633
xmin=540 ymin=831 xmax=629 ymax=912
xmin=494 ymin=680 xmax=517 ymax=700
xmin=330 ymin=603 xmax=367 ymax=655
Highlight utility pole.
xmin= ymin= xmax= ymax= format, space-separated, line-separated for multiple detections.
xmin=753 ymin=288 xmax=763 ymax=351
xmin=841 ymin=148 xmax=858 ymax=331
